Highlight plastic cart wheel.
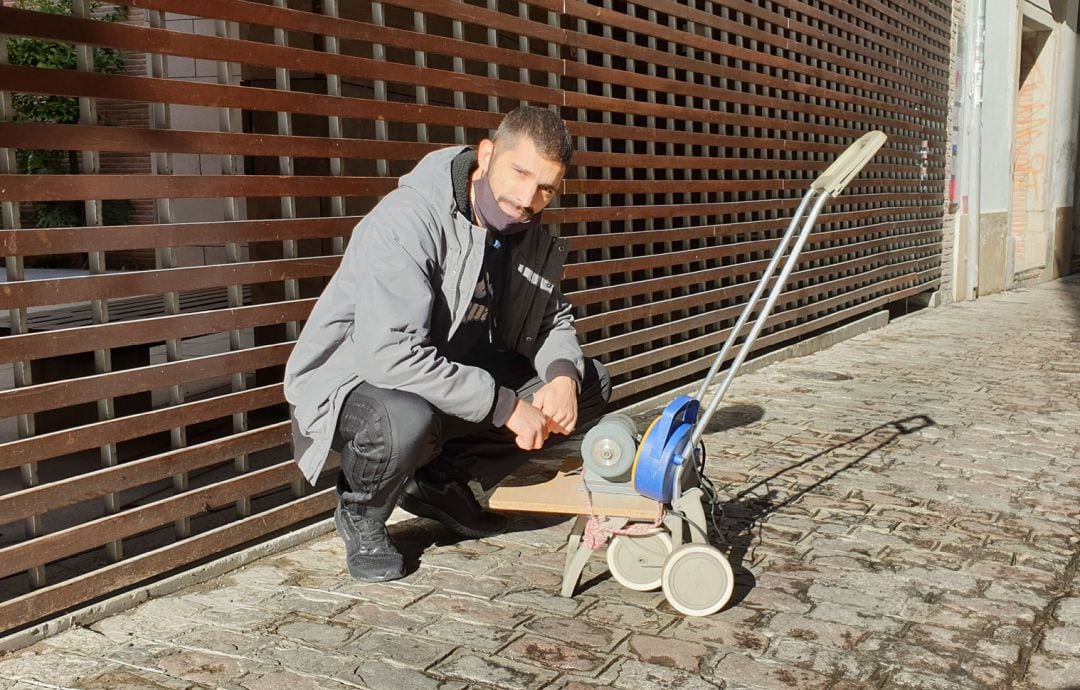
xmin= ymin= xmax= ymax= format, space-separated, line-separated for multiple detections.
xmin=661 ymin=544 xmax=735 ymax=616
xmin=606 ymin=530 xmax=672 ymax=591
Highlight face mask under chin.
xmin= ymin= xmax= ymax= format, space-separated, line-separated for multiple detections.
xmin=473 ymin=174 xmax=541 ymax=235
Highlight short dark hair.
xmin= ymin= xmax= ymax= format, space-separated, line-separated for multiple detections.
xmin=493 ymin=106 xmax=573 ymax=167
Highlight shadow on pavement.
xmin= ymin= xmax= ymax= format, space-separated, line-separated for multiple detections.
xmin=709 ymin=414 xmax=936 ymax=608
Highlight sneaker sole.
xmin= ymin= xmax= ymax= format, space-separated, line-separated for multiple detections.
xmin=398 ymin=493 xmax=506 ymax=539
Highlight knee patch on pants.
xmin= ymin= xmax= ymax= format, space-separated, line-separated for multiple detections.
xmin=338 ymin=397 xmax=393 ymax=503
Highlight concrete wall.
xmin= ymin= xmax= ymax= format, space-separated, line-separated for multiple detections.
xmin=953 ymin=0 xmax=1079 ymax=299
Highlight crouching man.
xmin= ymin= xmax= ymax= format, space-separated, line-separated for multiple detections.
xmin=285 ymin=106 xmax=611 ymax=581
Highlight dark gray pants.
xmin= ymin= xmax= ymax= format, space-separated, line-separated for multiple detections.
xmin=332 ymin=353 xmax=611 ymax=520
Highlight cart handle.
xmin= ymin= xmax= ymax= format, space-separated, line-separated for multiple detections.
xmin=812 ymin=131 xmax=888 ymax=195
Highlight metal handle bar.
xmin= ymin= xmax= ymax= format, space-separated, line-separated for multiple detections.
xmin=687 ymin=131 xmax=888 ymax=449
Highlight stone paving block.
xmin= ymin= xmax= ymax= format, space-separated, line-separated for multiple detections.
xmin=334 ymin=600 xmax=437 ymax=633
xmin=498 ymin=588 xmax=593 ymax=616
xmin=72 ymin=666 xmax=196 ymax=689
xmin=430 ymin=649 xmax=558 ymax=689
xmin=1021 ymin=653 xmax=1080 ymax=690
xmin=239 ymin=669 xmax=359 ymax=690
xmin=880 ymin=669 xmax=968 ymax=690
xmin=0 ymin=651 xmax=107 ymax=687
xmin=337 ymin=659 xmax=464 ymax=690
xmin=36 ymin=626 xmax=121 ymax=658
xmin=577 ymin=576 xmax=669 ymax=609
xmin=938 ymin=593 xmax=1039 ymax=626
xmin=583 ymin=600 xmax=675 ymax=633
xmin=408 ymin=566 xmax=512 ymax=599
xmin=488 ymin=562 xmax=565 ymax=591
xmin=738 ymin=585 xmax=812 ymax=614
xmin=174 ymin=626 xmax=276 ymax=657
xmin=256 ymin=588 xmax=357 ymax=619
xmin=904 ymin=623 xmax=1021 ymax=665
xmin=523 ymin=614 xmax=629 ymax=651
xmin=621 ymin=633 xmax=717 ymax=673
xmin=339 ymin=629 xmax=452 ymax=669
xmin=1040 ymin=625 xmax=1080 ymax=658
xmin=91 ymin=598 xmax=206 ymax=641
xmin=421 ymin=617 xmax=517 ymax=652
xmin=982 ymin=580 xmax=1056 ymax=610
xmin=408 ymin=593 xmax=530 ymax=629
xmin=768 ymin=638 xmax=881 ymax=682
xmin=500 ymin=634 xmax=608 ymax=675
xmin=709 ymin=653 xmax=830 ymax=689
xmin=603 ymin=658 xmax=721 ymax=690
xmin=807 ymin=601 xmax=906 ymax=634
xmin=805 ymin=583 xmax=907 ymax=616
xmin=545 ymin=676 xmax=619 ymax=690
xmin=764 ymin=612 xmax=866 ymax=651
xmin=1054 ymin=597 xmax=1080 ymax=625
xmin=272 ymin=619 xmax=357 ymax=649
xmin=666 ymin=609 xmax=768 ymax=656
xmin=152 ymin=647 xmax=263 ymax=688
xmin=253 ymin=638 xmax=357 ymax=678
xmin=181 ymin=599 xmax=285 ymax=632
xmin=330 ymin=578 xmax=433 ymax=607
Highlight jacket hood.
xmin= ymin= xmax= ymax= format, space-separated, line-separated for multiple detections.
xmin=397 ymin=145 xmax=471 ymax=218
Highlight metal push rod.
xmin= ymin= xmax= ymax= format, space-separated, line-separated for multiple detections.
xmin=688 ymin=131 xmax=888 ymax=450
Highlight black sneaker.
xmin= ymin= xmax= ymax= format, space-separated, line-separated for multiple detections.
xmin=335 ymin=503 xmax=405 ymax=582
xmin=399 ymin=474 xmax=507 ymax=539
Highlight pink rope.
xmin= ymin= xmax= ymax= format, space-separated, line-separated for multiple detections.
xmin=580 ymin=477 xmax=665 ymax=550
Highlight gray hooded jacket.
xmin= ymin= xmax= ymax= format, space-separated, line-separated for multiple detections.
xmin=284 ymin=146 xmax=586 ymax=483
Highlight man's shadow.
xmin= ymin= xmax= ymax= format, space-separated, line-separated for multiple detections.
xmin=708 ymin=414 xmax=936 ymax=607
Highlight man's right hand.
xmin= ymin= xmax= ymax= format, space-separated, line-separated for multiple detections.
xmin=505 ymin=398 xmax=550 ymax=450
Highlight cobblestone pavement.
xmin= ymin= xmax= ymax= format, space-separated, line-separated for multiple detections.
xmin=2 ymin=277 xmax=1079 ymax=690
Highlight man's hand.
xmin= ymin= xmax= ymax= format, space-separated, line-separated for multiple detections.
xmin=531 ymin=376 xmax=579 ymax=436
xmin=505 ymin=398 xmax=550 ymax=450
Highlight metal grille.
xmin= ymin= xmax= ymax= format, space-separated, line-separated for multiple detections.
xmin=0 ymin=0 xmax=950 ymax=632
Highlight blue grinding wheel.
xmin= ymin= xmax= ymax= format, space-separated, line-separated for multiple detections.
xmin=632 ymin=396 xmax=700 ymax=503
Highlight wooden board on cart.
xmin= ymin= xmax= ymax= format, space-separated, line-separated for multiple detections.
xmin=488 ymin=457 xmax=660 ymax=520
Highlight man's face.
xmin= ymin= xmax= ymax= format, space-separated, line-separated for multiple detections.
xmin=476 ymin=136 xmax=566 ymax=221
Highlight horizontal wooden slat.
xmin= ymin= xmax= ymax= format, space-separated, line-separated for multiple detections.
xmin=0 ymin=215 xmax=359 ymax=257
xmin=0 ymin=174 xmax=394 ymax=203
xmin=0 ymin=343 xmax=292 ymax=418
xmin=0 ymin=462 xmax=299 ymax=578
xmin=547 ymin=193 xmax=943 ymax=225
xmin=565 ymin=215 xmax=934 ymax=253
xmin=0 ymin=257 xmax=338 ymax=310
xmin=0 ymin=384 xmax=285 ymax=469
xmin=0 ymin=122 xmax=944 ymax=172
xmin=0 ymin=299 xmax=313 ymax=362
xmin=0 ymin=489 xmax=335 ymax=635
xmin=0 ymin=424 xmax=291 ymax=528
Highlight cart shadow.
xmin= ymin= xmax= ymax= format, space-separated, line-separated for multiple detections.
xmin=709 ymin=414 xmax=935 ymax=608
